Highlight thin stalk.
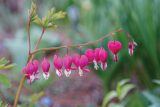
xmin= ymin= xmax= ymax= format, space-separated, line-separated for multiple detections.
xmin=34 ymin=28 xmax=45 ymax=50
xmin=31 ymin=28 xmax=131 ymax=54
xmin=13 ymin=55 xmax=34 ymax=107
xmin=28 ymin=17 xmax=31 ymax=55
xmin=13 ymin=75 xmax=25 ymax=107
xmin=13 ymin=28 xmax=46 ymax=107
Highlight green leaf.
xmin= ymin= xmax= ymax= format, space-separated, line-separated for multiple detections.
xmin=116 ymin=79 xmax=130 ymax=97
xmin=0 ymin=74 xmax=11 ymax=88
xmin=142 ymin=91 xmax=160 ymax=104
xmin=0 ymin=57 xmax=16 ymax=70
xmin=102 ymin=91 xmax=117 ymax=107
xmin=118 ymin=84 xmax=135 ymax=100
xmin=32 ymin=6 xmax=65 ymax=29
xmin=152 ymin=79 xmax=160 ymax=85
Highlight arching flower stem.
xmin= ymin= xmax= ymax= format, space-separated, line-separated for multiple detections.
xmin=31 ymin=28 xmax=133 ymax=55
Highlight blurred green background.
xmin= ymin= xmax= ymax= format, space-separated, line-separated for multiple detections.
xmin=0 ymin=0 xmax=160 ymax=107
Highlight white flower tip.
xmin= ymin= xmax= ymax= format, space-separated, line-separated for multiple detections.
xmin=43 ymin=72 xmax=50 ymax=80
xmin=30 ymin=75 xmax=35 ymax=82
xmin=56 ymin=69 xmax=62 ymax=77
xmin=78 ymin=68 xmax=83 ymax=76
xmin=64 ymin=69 xmax=71 ymax=77
xmin=133 ymin=41 xmax=137 ymax=46
xmin=93 ymin=60 xmax=99 ymax=70
xmin=101 ymin=63 xmax=107 ymax=71
xmin=129 ymin=49 xmax=133 ymax=56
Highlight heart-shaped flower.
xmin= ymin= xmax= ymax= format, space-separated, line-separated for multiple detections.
xmin=53 ymin=55 xmax=63 ymax=77
xmin=63 ymin=54 xmax=72 ymax=77
xmin=99 ymin=48 xmax=108 ymax=70
xmin=22 ymin=60 xmax=39 ymax=84
xmin=41 ymin=58 xmax=50 ymax=79
xmin=108 ymin=40 xmax=122 ymax=62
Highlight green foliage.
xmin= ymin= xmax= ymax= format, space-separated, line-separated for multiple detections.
xmin=102 ymin=91 xmax=117 ymax=107
xmin=28 ymin=2 xmax=38 ymax=22
xmin=102 ymin=79 xmax=135 ymax=107
xmin=0 ymin=57 xmax=15 ymax=70
xmin=0 ymin=57 xmax=15 ymax=88
xmin=0 ymin=101 xmax=8 ymax=107
xmin=0 ymin=74 xmax=11 ymax=88
xmin=29 ymin=2 xmax=66 ymax=28
xmin=142 ymin=91 xmax=160 ymax=106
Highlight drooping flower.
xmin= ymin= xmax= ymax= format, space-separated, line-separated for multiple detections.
xmin=33 ymin=60 xmax=39 ymax=75
xmin=85 ymin=49 xmax=94 ymax=61
xmin=22 ymin=60 xmax=39 ymax=84
xmin=63 ymin=54 xmax=72 ymax=77
xmin=53 ymin=55 xmax=63 ymax=77
xmin=108 ymin=40 xmax=122 ymax=62
xmin=99 ymin=48 xmax=108 ymax=70
xmin=78 ymin=55 xmax=90 ymax=76
xmin=93 ymin=48 xmax=101 ymax=70
xmin=128 ymin=41 xmax=137 ymax=56
xmin=41 ymin=58 xmax=50 ymax=79
xmin=72 ymin=53 xmax=80 ymax=68
xmin=72 ymin=54 xmax=90 ymax=76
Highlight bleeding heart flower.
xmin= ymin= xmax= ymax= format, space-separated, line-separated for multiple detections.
xmin=63 ymin=54 xmax=72 ymax=77
xmin=108 ymin=40 xmax=122 ymax=62
xmin=93 ymin=48 xmax=101 ymax=70
xmin=72 ymin=54 xmax=80 ymax=68
xmin=85 ymin=49 xmax=94 ymax=61
xmin=22 ymin=60 xmax=39 ymax=84
xmin=53 ymin=55 xmax=63 ymax=77
xmin=99 ymin=48 xmax=108 ymax=70
xmin=41 ymin=58 xmax=50 ymax=79
xmin=79 ymin=55 xmax=90 ymax=76
xmin=33 ymin=60 xmax=39 ymax=74
xmin=128 ymin=41 xmax=137 ymax=56
xmin=72 ymin=54 xmax=90 ymax=76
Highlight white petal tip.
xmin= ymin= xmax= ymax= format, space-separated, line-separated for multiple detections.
xmin=64 ymin=69 xmax=71 ymax=77
xmin=43 ymin=72 xmax=50 ymax=80
xmin=56 ymin=69 xmax=62 ymax=77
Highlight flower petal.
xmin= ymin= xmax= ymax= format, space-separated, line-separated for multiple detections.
xmin=56 ymin=69 xmax=63 ymax=77
xmin=43 ymin=72 xmax=50 ymax=80
xmin=93 ymin=59 xmax=99 ymax=70
xmin=64 ymin=69 xmax=71 ymax=77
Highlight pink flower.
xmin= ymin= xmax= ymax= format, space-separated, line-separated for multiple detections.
xmin=128 ymin=41 xmax=136 ymax=56
xmin=73 ymin=54 xmax=90 ymax=76
xmin=22 ymin=60 xmax=39 ymax=84
xmin=53 ymin=55 xmax=63 ymax=77
xmin=72 ymin=54 xmax=80 ymax=68
xmin=63 ymin=55 xmax=72 ymax=77
xmin=85 ymin=48 xmax=108 ymax=70
xmin=93 ymin=48 xmax=101 ymax=70
xmin=85 ymin=49 xmax=94 ymax=61
xmin=108 ymin=40 xmax=122 ymax=62
xmin=99 ymin=48 xmax=108 ymax=70
xmin=33 ymin=60 xmax=39 ymax=74
xmin=41 ymin=58 xmax=50 ymax=79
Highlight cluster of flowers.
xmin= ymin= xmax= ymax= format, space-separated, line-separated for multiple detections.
xmin=22 ymin=40 xmax=136 ymax=84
